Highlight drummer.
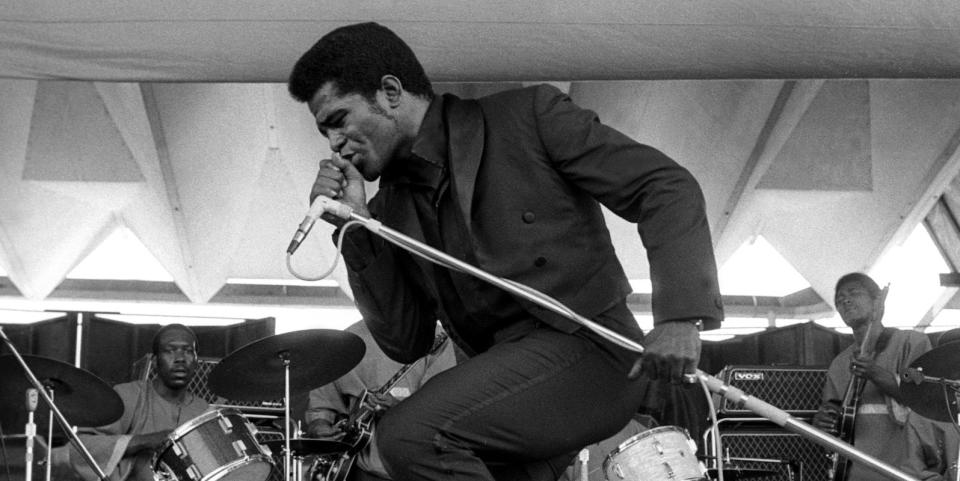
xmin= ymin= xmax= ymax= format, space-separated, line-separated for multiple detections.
xmin=59 ymin=323 xmax=209 ymax=481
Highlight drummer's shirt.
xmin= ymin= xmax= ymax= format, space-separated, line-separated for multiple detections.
xmin=822 ymin=328 xmax=931 ymax=481
xmin=59 ymin=378 xmax=209 ymax=481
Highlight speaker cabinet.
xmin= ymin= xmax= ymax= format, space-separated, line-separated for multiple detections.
xmin=712 ymin=420 xmax=831 ymax=481
xmin=717 ymin=365 xmax=827 ymax=416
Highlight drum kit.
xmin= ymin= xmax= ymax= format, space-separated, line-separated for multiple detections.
xmin=5 ymin=323 xmax=958 ymax=481
xmin=0 ymin=328 xmax=365 ymax=481
xmin=600 ymin=426 xmax=779 ymax=481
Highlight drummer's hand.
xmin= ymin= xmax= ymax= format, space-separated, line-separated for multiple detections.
xmin=812 ymin=401 xmax=841 ymax=435
xmin=126 ymin=430 xmax=172 ymax=454
xmin=629 ymin=320 xmax=701 ymax=384
xmin=309 ymin=154 xmax=369 ymax=227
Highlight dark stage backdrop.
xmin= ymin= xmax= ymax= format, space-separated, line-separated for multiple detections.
xmin=0 ymin=314 xmax=77 ymax=362
xmin=699 ymin=321 xmax=855 ymax=374
xmin=81 ymin=315 xmax=275 ymax=387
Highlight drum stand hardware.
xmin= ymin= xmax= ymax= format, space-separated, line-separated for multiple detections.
xmin=0 ymin=327 xmax=110 ymax=481
xmin=293 ymin=195 xmax=921 ymax=481
xmin=902 ymin=365 xmax=960 ymax=481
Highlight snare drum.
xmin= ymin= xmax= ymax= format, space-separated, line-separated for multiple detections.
xmin=603 ymin=426 xmax=707 ymax=481
xmin=154 ymin=408 xmax=275 ymax=481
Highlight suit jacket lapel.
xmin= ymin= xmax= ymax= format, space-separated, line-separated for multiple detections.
xmin=443 ymin=95 xmax=484 ymax=235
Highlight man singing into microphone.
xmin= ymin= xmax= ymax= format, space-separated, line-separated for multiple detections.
xmin=288 ymin=22 xmax=724 ymax=481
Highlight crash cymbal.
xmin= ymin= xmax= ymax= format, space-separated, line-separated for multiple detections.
xmin=208 ymin=329 xmax=365 ymax=402
xmin=900 ymin=343 xmax=960 ymax=423
xmin=0 ymin=354 xmax=123 ymax=429
xmin=263 ymin=438 xmax=351 ymax=456
xmin=707 ymin=465 xmax=779 ymax=480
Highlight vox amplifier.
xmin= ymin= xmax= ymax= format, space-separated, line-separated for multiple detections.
xmin=717 ymin=365 xmax=827 ymax=416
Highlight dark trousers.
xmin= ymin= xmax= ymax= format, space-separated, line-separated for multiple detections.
xmin=374 ymin=320 xmax=647 ymax=481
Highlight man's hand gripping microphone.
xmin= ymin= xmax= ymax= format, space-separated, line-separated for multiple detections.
xmin=286 ymin=196 xmax=355 ymax=255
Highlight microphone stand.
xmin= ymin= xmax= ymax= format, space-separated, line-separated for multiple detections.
xmin=45 ymin=388 xmax=55 ymax=481
xmin=902 ymin=368 xmax=960 ymax=481
xmin=25 ymin=388 xmax=37 ymax=481
xmin=0 ymin=327 xmax=109 ymax=481
xmin=300 ymin=200 xmax=919 ymax=481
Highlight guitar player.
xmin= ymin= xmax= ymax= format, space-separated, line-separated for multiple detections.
xmin=304 ymin=320 xmax=457 ymax=481
xmin=812 ymin=272 xmax=933 ymax=481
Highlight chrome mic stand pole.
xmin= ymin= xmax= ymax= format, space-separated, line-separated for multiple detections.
xmin=281 ymin=352 xmax=292 ymax=481
xmin=25 ymin=388 xmax=37 ymax=481
xmin=314 ymin=202 xmax=920 ymax=481
xmin=0 ymin=327 xmax=109 ymax=481
xmin=45 ymin=388 xmax=54 ymax=481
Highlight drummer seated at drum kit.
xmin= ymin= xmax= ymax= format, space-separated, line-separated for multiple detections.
xmin=55 ymin=323 xmax=209 ymax=481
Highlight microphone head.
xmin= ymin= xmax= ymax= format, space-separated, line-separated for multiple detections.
xmin=26 ymin=388 xmax=38 ymax=411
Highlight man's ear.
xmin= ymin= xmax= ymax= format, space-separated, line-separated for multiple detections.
xmin=380 ymin=75 xmax=404 ymax=107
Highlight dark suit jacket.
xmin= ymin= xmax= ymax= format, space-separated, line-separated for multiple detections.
xmin=342 ymin=84 xmax=723 ymax=362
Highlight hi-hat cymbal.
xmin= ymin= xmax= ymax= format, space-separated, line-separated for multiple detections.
xmin=208 ymin=329 xmax=365 ymax=402
xmin=900 ymin=343 xmax=960 ymax=423
xmin=263 ymin=438 xmax=351 ymax=456
xmin=0 ymin=354 xmax=123 ymax=429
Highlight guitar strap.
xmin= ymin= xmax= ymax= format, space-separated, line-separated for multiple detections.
xmin=849 ymin=328 xmax=896 ymax=396
xmin=872 ymin=327 xmax=896 ymax=357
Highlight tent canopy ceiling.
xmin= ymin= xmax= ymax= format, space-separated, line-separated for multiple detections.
xmin=2 ymin=2 xmax=960 ymax=332
xmin=2 ymin=1 xmax=960 ymax=82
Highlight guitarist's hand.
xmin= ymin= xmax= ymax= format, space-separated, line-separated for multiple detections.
xmin=850 ymin=356 xmax=882 ymax=380
xmin=306 ymin=419 xmax=348 ymax=442
xmin=852 ymin=356 xmax=902 ymax=400
xmin=812 ymin=401 xmax=841 ymax=435
xmin=367 ymin=392 xmax=402 ymax=413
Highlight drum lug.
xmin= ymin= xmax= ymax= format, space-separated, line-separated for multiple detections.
xmin=232 ymin=439 xmax=248 ymax=457
xmin=187 ymin=465 xmax=202 ymax=481
xmin=219 ymin=415 xmax=234 ymax=433
xmin=171 ymin=442 xmax=184 ymax=458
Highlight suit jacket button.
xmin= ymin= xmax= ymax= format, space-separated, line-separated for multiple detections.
xmin=534 ymin=256 xmax=547 ymax=267
xmin=522 ymin=211 xmax=536 ymax=224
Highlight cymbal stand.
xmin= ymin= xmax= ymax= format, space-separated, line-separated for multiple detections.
xmin=903 ymin=368 xmax=960 ymax=481
xmin=310 ymin=206 xmax=921 ymax=481
xmin=45 ymin=387 xmax=54 ymax=481
xmin=0 ymin=327 xmax=108 ymax=481
xmin=280 ymin=350 xmax=292 ymax=481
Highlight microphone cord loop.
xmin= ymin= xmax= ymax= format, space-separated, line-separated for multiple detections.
xmin=285 ymin=220 xmax=365 ymax=281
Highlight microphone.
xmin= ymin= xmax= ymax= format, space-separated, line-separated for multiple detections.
xmin=286 ymin=196 xmax=355 ymax=255
xmin=26 ymin=387 xmax=38 ymax=412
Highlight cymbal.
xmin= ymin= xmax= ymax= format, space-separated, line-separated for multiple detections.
xmin=263 ymin=438 xmax=351 ymax=456
xmin=208 ymin=329 xmax=365 ymax=401
xmin=0 ymin=354 xmax=123 ymax=429
xmin=900 ymin=343 xmax=960 ymax=423
xmin=707 ymin=465 xmax=779 ymax=480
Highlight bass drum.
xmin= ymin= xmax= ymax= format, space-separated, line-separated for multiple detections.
xmin=154 ymin=408 xmax=275 ymax=481
xmin=602 ymin=426 xmax=707 ymax=481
